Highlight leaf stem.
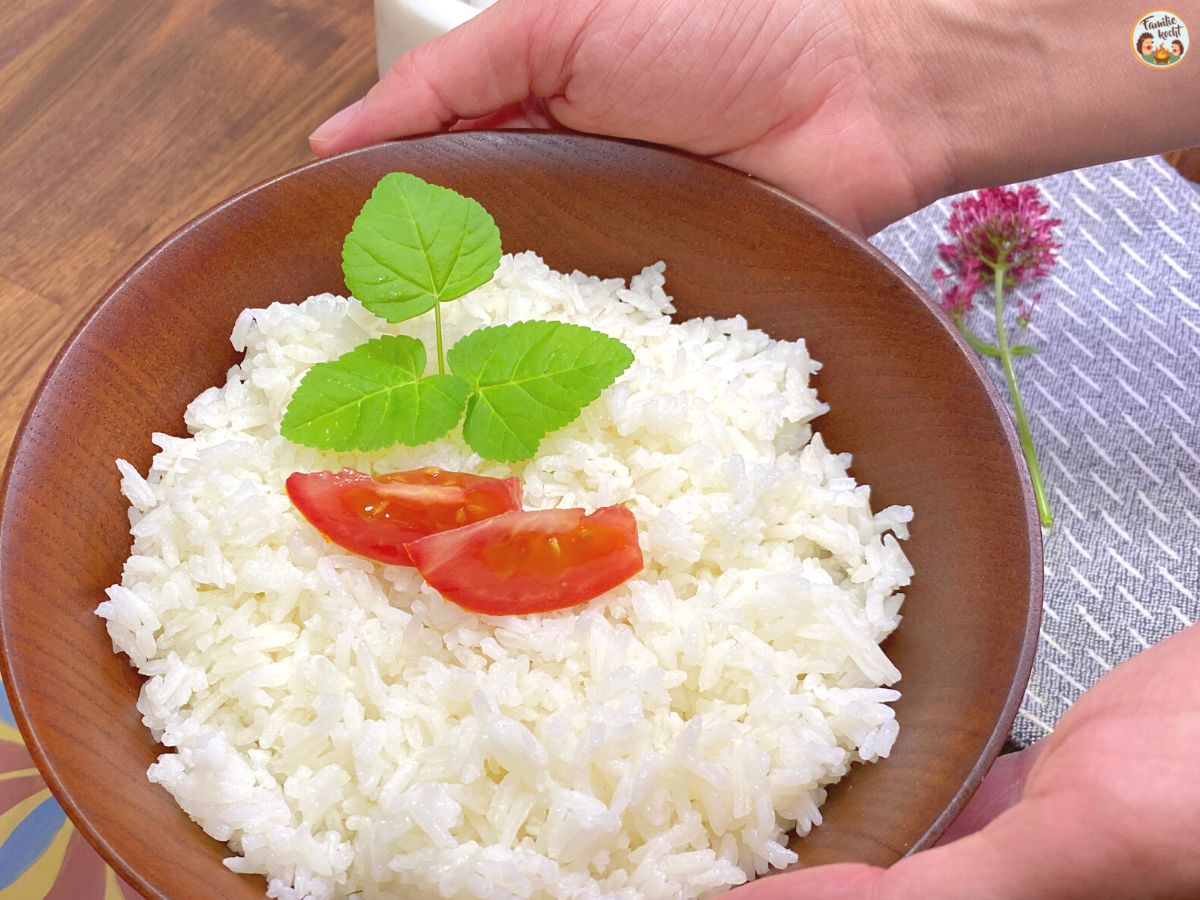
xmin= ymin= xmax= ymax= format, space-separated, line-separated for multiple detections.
xmin=955 ymin=315 xmax=1040 ymax=357
xmin=993 ymin=265 xmax=1053 ymax=529
xmin=434 ymin=301 xmax=446 ymax=375
xmin=954 ymin=315 xmax=1002 ymax=357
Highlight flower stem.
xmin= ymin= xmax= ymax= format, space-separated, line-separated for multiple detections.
xmin=434 ymin=301 xmax=446 ymax=375
xmin=993 ymin=266 xmax=1053 ymax=528
xmin=954 ymin=315 xmax=1002 ymax=357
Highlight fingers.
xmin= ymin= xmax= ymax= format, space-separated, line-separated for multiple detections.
xmin=725 ymin=745 xmax=1113 ymax=900
xmin=726 ymin=743 xmax=1050 ymax=900
xmin=732 ymin=626 xmax=1200 ymax=899
xmin=936 ymin=742 xmax=1046 ymax=845
xmin=730 ymin=863 xmax=884 ymax=899
xmin=449 ymin=96 xmax=558 ymax=132
xmin=728 ymin=796 xmax=1092 ymax=900
xmin=310 ymin=0 xmax=574 ymax=155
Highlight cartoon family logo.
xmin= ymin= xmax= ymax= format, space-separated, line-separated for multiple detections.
xmin=1132 ymin=10 xmax=1189 ymax=67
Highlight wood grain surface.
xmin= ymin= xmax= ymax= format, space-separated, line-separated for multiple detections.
xmin=0 ymin=1 xmax=1198 ymax=466
xmin=0 ymin=0 xmax=377 ymax=460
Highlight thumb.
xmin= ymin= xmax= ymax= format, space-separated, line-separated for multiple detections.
xmin=936 ymin=742 xmax=1045 ymax=844
xmin=310 ymin=0 xmax=579 ymax=155
xmin=728 ymin=744 xmax=1065 ymax=900
xmin=729 ymin=809 xmax=1070 ymax=900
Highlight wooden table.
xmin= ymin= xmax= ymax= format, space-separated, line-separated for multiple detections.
xmin=1 ymin=0 xmax=1198 ymax=465
xmin=0 ymin=0 xmax=376 ymax=463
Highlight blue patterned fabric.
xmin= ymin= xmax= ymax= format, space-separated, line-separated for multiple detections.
xmin=872 ymin=157 xmax=1200 ymax=746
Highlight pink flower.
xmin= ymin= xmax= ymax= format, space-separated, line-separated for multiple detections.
xmin=934 ymin=184 xmax=1058 ymax=528
xmin=1016 ymin=293 xmax=1040 ymax=328
xmin=933 ymin=185 xmax=1061 ymax=322
xmin=933 ymin=267 xmax=982 ymax=316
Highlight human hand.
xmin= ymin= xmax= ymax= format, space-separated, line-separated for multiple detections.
xmin=309 ymin=0 xmax=953 ymax=234
xmin=728 ymin=621 xmax=1200 ymax=899
xmin=312 ymin=0 xmax=1200 ymax=237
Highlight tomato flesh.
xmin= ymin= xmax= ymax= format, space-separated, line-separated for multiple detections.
xmin=406 ymin=505 xmax=643 ymax=615
xmin=286 ymin=468 xmax=522 ymax=566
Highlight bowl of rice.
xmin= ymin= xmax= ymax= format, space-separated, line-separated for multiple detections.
xmin=0 ymin=132 xmax=1040 ymax=900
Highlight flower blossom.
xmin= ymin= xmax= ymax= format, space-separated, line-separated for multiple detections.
xmin=933 ymin=185 xmax=1061 ymax=320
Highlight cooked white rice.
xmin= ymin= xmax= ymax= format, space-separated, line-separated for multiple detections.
xmin=98 ymin=253 xmax=913 ymax=899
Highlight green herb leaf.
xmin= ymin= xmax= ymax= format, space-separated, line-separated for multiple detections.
xmin=281 ymin=335 xmax=468 ymax=451
xmin=448 ymin=321 xmax=634 ymax=462
xmin=342 ymin=172 xmax=502 ymax=323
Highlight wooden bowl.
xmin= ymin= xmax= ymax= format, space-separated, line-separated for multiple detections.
xmin=0 ymin=133 xmax=1041 ymax=898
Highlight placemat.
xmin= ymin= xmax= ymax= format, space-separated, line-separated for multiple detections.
xmin=872 ymin=156 xmax=1200 ymax=747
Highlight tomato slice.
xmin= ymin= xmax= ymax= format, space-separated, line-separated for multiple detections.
xmin=405 ymin=505 xmax=643 ymax=615
xmin=286 ymin=468 xmax=523 ymax=566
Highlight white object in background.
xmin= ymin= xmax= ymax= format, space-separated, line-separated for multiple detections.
xmin=374 ymin=0 xmax=497 ymax=76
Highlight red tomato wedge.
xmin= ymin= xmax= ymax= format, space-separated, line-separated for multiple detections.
xmin=286 ymin=468 xmax=523 ymax=566
xmin=405 ymin=505 xmax=643 ymax=615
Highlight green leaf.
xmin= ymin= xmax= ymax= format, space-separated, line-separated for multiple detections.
xmin=281 ymin=335 xmax=468 ymax=451
xmin=448 ymin=321 xmax=634 ymax=462
xmin=342 ymin=172 xmax=502 ymax=323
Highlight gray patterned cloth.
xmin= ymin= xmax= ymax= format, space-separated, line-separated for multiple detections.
xmin=871 ymin=157 xmax=1200 ymax=747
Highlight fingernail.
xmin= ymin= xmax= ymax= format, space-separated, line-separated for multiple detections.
xmin=310 ymin=99 xmax=364 ymax=149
